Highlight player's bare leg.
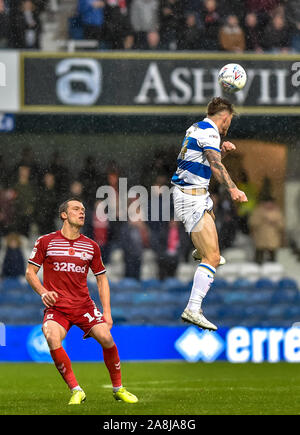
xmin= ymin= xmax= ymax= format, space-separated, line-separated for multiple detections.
xmin=89 ymin=324 xmax=138 ymax=403
xmin=181 ymin=211 xmax=220 ymax=331
xmin=191 ymin=210 xmax=226 ymax=265
xmin=43 ymin=320 xmax=86 ymax=405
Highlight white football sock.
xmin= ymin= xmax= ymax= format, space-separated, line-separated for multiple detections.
xmin=186 ymin=263 xmax=216 ymax=312
xmin=71 ymin=385 xmax=83 ymax=392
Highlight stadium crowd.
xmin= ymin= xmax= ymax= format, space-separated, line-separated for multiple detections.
xmin=0 ymin=147 xmax=285 ymax=280
xmin=0 ymin=0 xmax=299 ymax=52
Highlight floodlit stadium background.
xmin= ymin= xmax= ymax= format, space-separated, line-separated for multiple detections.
xmin=1 ymin=0 xmax=300 ymax=365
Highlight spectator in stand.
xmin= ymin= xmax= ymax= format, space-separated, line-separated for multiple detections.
xmin=48 ymin=151 xmax=71 ymax=201
xmin=78 ymin=0 xmax=106 ymax=46
xmin=69 ymin=180 xmax=84 ymax=202
xmin=236 ymin=170 xmax=258 ymax=235
xmin=93 ymin=199 xmax=111 ymax=264
xmin=262 ymin=12 xmax=291 ymax=52
xmin=1 ymin=233 xmax=25 ymax=278
xmin=103 ymin=0 xmax=134 ymax=49
xmin=249 ymin=194 xmax=284 ymax=264
xmin=0 ymin=187 xmax=16 ymax=239
xmin=120 ymin=197 xmax=150 ymax=279
xmin=129 ymin=0 xmax=160 ymax=49
xmin=13 ymin=166 xmax=36 ymax=238
xmin=201 ymin=0 xmax=221 ymax=50
xmin=156 ymin=218 xmax=180 ymax=281
xmin=178 ymin=12 xmax=203 ymax=50
xmin=219 ymin=14 xmax=245 ymax=52
xmin=285 ymin=0 xmax=300 ymax=52
xmin=10 ymin=0 xmax=42 ymax=49
xmin=0 ymin=0 xmax=9 ymax=48
xmin=244 ymin=12 xmax=263 ymax=52
xmin=35 ymin=172 xmax=58 ymax=235
xmin=79 ymin=155 xmax=104 ymax=208
xmin=159 ymin=0 xmax=185 ymax=50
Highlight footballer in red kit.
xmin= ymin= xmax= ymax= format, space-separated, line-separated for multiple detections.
xmin=26 ymin=198 xmax=138 ymax=405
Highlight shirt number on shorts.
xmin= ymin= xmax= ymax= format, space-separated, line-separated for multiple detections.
xmin=83 ymin=308 xmax=102 ymax=323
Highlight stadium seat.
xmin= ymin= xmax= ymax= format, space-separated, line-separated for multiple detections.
xmin=238 ymin=262 xmax=261 ymax=282
xmin=222 ymin=248 xmax=248 ymax=263
xmin=255 ymin=278 xmax=276 ymax=290
xmin=261 ymin=262 xmax=284 ymax=281
xmin=141 ymin=279 xmax=162 ymax=291
xmin=250 ymin=289 xmax=274 ymax=305
xmin=117 ymin=278 xmax=142 ymax=292
xmin=271 ymin=288 xmax=299 ymax=304
xmin=276 ymin=278 xmax=299 ymax=291
xmin=211 ymin=278 xmax=229 ymax=290
xmin=132 ymin=292 xmax=157 ymax=305
xmin=215 ymin=263 xmax=240 ymax=282
xmin=232 ymin=278 xmax=252 ymax=290
xmin=223 ymin=290 xmax=249 ymax=305
xmin=1 ymin=278 xmax=24 ymax=292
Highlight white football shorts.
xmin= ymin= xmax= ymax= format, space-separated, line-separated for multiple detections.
xmin=173 ymin=186 xmax=214 ymax=235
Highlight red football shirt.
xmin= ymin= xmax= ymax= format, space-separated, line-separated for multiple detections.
xmin=28 ymin=230 xmax=106 ymax=309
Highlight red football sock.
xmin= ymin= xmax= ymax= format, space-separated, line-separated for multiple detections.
xmin=103 ymin=344 xmax=122 ymax=388
xmin=50 ymin=347 xmax=79 ymax=390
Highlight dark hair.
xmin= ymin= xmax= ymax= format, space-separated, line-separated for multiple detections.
xmin=58 ymin=198 xmax=83 ymax=221
xmin=207 ymin=97 xmax=236 ymax=117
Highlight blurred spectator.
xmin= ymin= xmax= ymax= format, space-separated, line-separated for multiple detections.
xmin=178 ymin=12 xmax=203 ymax=50
xmin=236 ymin=170 xmax=258 ymax=235
xmin=15 ymin=146 xmax=40 ymax=183
xmin=219 ymin=14 xmax=246 ymax=52
xmin=35 ymin=172 xmax=58 ymax=235
xmin=120 ymin=197 xmax=150 ymax=279
xmin=78 ymin=0 xmax=106 ymax=45
xmin=246 ymin=0 xmax=280 ymax=14
xmin=0 ymin=0 xmax=9 ymax=48
xmin=10 ymin=0 xmax=42 ymax=49
xmin=103 ymin=0 xmax=134 ymax=49
xmin=79 ymin=155 xmax=104 ymax=207
xmin=285 ymin=0 xmax=300 ymax=52
xmin=249 ymin=195 xmax=284 ymax=264
xmin=69 ymin=180 xmax=84 ymax=202
xmin=2 ymin=233 xmax=25 ymax=278
xmin=201 ymin=0 xmax=221 ymax=50
xmin=213 ymin=188 xmax=238 ymax=250
xmin=0 ymin=187 xmax=16 ymax=238
xmin=93 ymin=199 xmax=111 ymax=264
xmin=48 ymin=151 xmax=71 ymax=201
xmin=156 ymin=219 xmax=180 ymax=280
xmin=262 ymin=13 xmax=291 ymax=52
xmin=159 ymin=0 xmax=185 ymax=50
xmin=244 ymin=12 xmax=263 ymax=52
xmin=129 ymin=0 xmax=160 ymax=49
xmin=13 ymin=166 xmax=36 ymax=237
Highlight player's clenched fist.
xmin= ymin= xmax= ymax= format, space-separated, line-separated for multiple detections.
xmin=229 ymin=187 xmax=248 ymax=203
xmin=41 ymin=291 xmax=58 ymax=308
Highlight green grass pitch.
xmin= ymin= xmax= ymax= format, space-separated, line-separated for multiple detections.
xmin=0 ymin=362 xmax=299 ymax=415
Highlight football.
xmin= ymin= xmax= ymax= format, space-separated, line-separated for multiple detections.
xmin=218 ymin=63 xmax=247 ymax=93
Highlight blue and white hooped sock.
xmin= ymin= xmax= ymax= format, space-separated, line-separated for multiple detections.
xmin=186 ymin=263 xmax=216 ymax=312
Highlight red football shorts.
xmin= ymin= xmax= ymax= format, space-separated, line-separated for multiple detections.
xmin=43 ymin=299 xmax=106 ymax=339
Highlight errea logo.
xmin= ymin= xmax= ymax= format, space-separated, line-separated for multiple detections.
xmin=0 ymin=63 xmax=6 ymax=87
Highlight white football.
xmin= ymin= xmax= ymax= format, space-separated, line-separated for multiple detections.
xmin=218 ymin=63 xmax=247 ymax=94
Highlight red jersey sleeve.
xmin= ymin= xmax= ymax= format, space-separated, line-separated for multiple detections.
xmin=90 ymin=242 xmax=106 ymax=276
xmin=28 ymin=236 xmax=47 ymax=268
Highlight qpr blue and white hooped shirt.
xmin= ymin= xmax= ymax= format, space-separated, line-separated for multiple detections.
xmin=171 ymin=118 xmax=221 ymax=190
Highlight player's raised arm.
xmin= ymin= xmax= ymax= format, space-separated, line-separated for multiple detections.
xmin=204 ymin=148 xmax=248 ymax=203
xmin=96 ymin=272 xmax=113 ymax=330
xmin=25 ymin=263 xmax=58 ymax=308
